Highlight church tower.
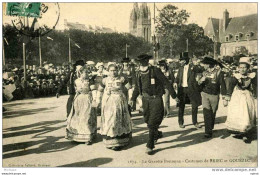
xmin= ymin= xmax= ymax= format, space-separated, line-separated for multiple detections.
xmin=129 ymin=2 xmax=151 ymax=42
xmin=129 ymin=3 xmax=139 ymax=36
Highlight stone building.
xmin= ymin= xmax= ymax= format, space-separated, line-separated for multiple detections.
xmin=63 ymin=19 xmax=114 ymax=33
xmin=204 ymin=10 xmax=257 ymax=56
xmin=129 ymin=3 xmax=151 ymax=42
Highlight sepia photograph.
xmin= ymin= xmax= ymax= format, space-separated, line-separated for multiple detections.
xmin=1 ymin=1 xmax=258 ymax=173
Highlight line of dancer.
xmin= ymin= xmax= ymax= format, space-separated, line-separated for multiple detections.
xmin=57 ymin=52 xmax=257 ymax=155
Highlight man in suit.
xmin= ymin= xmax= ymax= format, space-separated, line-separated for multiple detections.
xmin=174 ymin=52 xmax=203 ymax=129
xmin=56 ymin=59 xmax=85 ymax=117
xmin=130 ymin=54 xmax=178 ymax=155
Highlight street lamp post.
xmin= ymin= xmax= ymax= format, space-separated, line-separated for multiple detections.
xmin=69 ymin=36 xmax=71 ymax=63
xmin=3 ymin=37 xmax=9 ymax=66
xmin=126 ymin=44 xmax=128 ymax=58
xmin=3 ymin=38 xmax=5 ymax=66
xmin=186 ymin=38 xmax=189 ymax=52
xmin=39 ymin=35 xmax=42 ymax=67
xmin=39 ymin=35 xmax=53 ymax=67
xmin=213 ymin=35 xmax=217 ymax=59
xmin=23 ymin=43 xmax=26 ymax=81
xmin=125 ymin=44 xmax=130 ymax=58
xmin=68 ymin=35 xmax=80 ymax=63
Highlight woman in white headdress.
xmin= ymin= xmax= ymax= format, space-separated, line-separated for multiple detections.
xmin=92 ymin=62 xmax=108 ymax=116
xmin=66 ymin=66 xmax=97 ymax=145
xmin=225 ymin=57 xmax=257 ymax=142
xmin=97 ymin=63 xmax=132 ymax=150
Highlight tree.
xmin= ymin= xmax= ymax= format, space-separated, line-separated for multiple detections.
xmin=3 ymin=25 xmax=153 ymax=66
xmin=155 ymin=5 xmax=189 ymax=58
xmin=155 ymin=4 xmax=214 ymax=58
xmin=182 ymin=23 xmax=214 ymax=57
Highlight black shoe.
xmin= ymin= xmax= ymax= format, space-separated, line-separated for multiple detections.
xmin=204 ymin=133 xmax=212 ymax=138
xmin=233 ymin=134 xmax=243 ymax=139
xmin=179 ymin=124 xmax=185 ymax=128
xmin=85 ymin=141 xmax=92 ymax=145
xmin=145 ymin=148 xmax=153 ymax=155
xmin=243 ymin=137 xmax=251 ymax=144
xmin=194 ymin=123 xmax=202 ymax=129
xmin=111 ymin=146 xmax=121 ymax=151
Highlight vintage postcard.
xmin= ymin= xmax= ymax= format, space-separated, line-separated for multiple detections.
xmin=1 ymin=1 xmax=258 ymax=174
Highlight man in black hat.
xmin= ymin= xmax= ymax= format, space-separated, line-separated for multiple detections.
xmin=56 ymin=59 xmax=85 ymax=117
xmin=130 ymin=54 xmax=178 ymax=155
xmin=174 ymin=52 xmax=203 ymax=129
xmin=198 ymin=56 xmax=227 ymax=138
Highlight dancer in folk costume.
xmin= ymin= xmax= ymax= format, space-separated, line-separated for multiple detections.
xmin=119 ymin=57 xmax=136 ymax=104
xmin=130 ymin=54 xmax=178 ymax=155
xmin=66 ymin=66 xmax=97 ymax=145
xmin=57 ymin=60 xmax=85 ymax=117
xmin=92 ymin=62 xmax=108 ymax=116
xmin=225 ymin=57 xmax=257 ymax=142
xmin=198 ymin=57 xmax=227 ymax=138
xmin=97 ymin=63 xmax=132 ymax=151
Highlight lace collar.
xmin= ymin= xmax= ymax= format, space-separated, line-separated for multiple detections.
xmin=233 ymin=72 xmax=256 ymax=80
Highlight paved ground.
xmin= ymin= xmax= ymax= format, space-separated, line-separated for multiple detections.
xmin=2 ymin=95 xmax=258 ymax=168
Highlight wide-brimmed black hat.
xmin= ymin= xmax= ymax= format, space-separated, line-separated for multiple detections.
xmin=179 ymin=52 xmax=190 ymax=61
xmin=201 ymin=56 xmax=219 ymax=65
xmin=121 ymin=57 xmax=131 ymax=63
xmin=158 ymin=60 xmax=167 ymax=66
xmin=73 ymin=59 xmax=85 ymax=66
xmin=136 ymin=54 xmax=153 ymax=61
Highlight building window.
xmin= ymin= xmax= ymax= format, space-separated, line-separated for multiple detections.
xmin=235 ymin=35 xmax=239 ymax=41
xmin=225 ymin=36 xmax=229 ymax=42
xmin=246 ymin=34 xmax=250 ymax=41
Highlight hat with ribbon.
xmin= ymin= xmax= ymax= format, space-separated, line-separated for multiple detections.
xmin=179 ymin=52 xmax=190 ymax=61
xmin=73 ymin=60 xmax=85 ymax=66
xmin=86 ymin=61 xmax=95 ymax=65
xmin=121 ymin=57 xmax=131 ymax=63
xmin=239 ymin=57 xmax=251 ymax=65
xmin=158 ymin=60 xmax=167 ymax=66
xmin=136 ymin=54 xmax=153 ymax=61
xmin=201 ymin=56 xmax=218 ymax=65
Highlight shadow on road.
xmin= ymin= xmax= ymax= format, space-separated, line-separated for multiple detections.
xmin=152 ymin=128 xmax=232 ymax=155
xmin=3 ymin=107 xmax=58 ymax=119
xmin=3 ymin=120 xmax=66 ymax=138
xmin=2 ymin=119 xmax=80 ymax=159
xmin=3 ymin=136 xmax=79 ymax=159
xmin=126 ymin=113 xmax=235 ymax=155
xmin=3 ymin=102 xmax=35 ymax=108
xmin=167 ymin=105 xmax=203 ymax=118
xmin=58 ymin=157 xmax=113 ymax=167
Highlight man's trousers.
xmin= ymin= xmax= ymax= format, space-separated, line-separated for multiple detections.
xmin=142 ymin=95 xmax=164 ymax=149
xmin=201 ymin=92 xmax=219 ymax=135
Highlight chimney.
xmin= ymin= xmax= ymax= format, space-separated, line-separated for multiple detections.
xmin=223 ymin=9 xmax=229 ymax=32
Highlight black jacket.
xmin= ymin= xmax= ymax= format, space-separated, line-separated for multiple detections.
xmin=57 ymin=70 xmax=77 ymax=95
xmin=131 ymin=66 xmax=176 ymax=101
xmin=174 ymin=64 xmax=203 ymax=107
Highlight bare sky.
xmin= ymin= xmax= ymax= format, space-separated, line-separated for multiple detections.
xmin=3 ymin=2 xmax=257 ymax=33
